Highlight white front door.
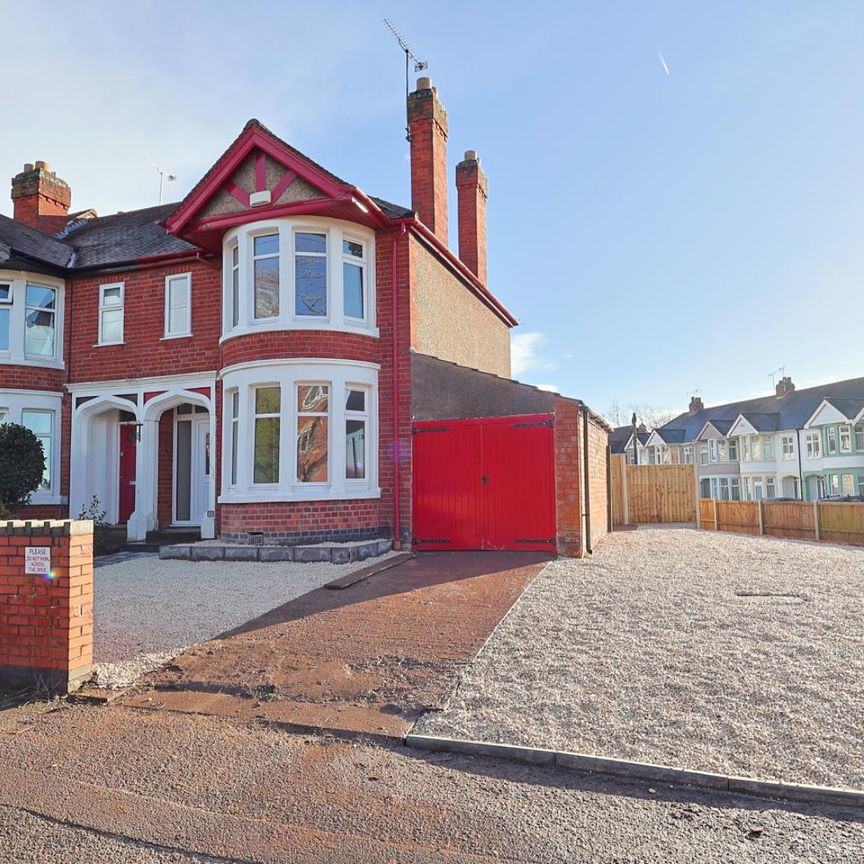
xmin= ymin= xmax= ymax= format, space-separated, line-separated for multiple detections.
xmin=174 ymin=413 xmax=210 ymax=526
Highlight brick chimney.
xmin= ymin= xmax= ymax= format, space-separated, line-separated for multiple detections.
xmin=689 ymin=395 xmax=704 ymax=414
xmin=775 ymin=375 xmax=795 ymax=398
xmin=407 ymin=77 xmax=448 ymax=244
xmin=455 ymin=150 xmax=488 ymax=283
xmin=11 ymin=161 xmax=71 ymax=232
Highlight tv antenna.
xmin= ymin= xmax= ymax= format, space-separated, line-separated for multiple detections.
xmin=146 ymin=158 xmax=177 ymax=205
xmin=384 ymin=18 xmax=428 ymax=142
xmin=769 ymin=366 xmax=786 ymax=389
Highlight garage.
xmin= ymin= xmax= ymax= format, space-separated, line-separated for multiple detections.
xmin=412 ymin=414 xmax=557 ymax=552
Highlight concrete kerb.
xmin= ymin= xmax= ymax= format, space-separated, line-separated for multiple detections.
xmin=404 ymin=734 xmax=864 ymax=810
xmin=159 ymin=538 xmax=394 ymax=564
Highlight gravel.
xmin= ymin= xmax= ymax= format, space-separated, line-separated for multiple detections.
xmin=416 ymin=526 xmax=864 ymax=789
xmin=92 ymin=553 xmax=397 ymax=689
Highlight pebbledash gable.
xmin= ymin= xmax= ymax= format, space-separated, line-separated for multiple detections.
xmin=0 ymin=79 xmax=518 ymax=546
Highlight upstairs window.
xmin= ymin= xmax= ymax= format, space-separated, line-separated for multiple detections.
xmin=253 ymin=234 xmax=280 ymax=319
xmin=682 ymin=445 xmax=693 ymax=464
xmin=806 ymin=431 xmax=821 ymax=458
xmin=25 ymin=284 xmax=57 ymax=356
xmin=164 ymin=274 xmax=191 ymax=338
xmin=839 ymin=424 xmax=852 ymax=453
xmin=827 ymin=426 xmax=838 ymax=455
xmin=230 ymin=245 xmax=240 ymax=327
xmin=294 ymin=233 xmax=327 ymax=317
xmin=782 ymin=435 xmax=795 ymax=460
xmin=98 ymin=283 xmax=124 ymax=345
xmin=728 ymin=439 xmax=738 ymax=461
xmin=856 ymin=422 xmax=864 ymax=452
xmin=342 ymin=238 xmax=365 ymax=320
xmin=0 ymin=283 xmax=11 ymax=352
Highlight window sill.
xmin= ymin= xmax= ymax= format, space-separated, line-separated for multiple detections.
xmin=160 ymin=333 xmax=193 ymax=341
xmin=218 ymin=486 xmax=381 ymax=505
xmin=94 ymin=342 xmax=124 ymax=348
xmin=0 ymin=356 xmax=64 ymax=370
xmin=219 ymin=320 xmax=379 ymax=345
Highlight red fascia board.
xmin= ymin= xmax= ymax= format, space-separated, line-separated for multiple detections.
xmin=191 ymin=196 xmax=354 ymax=235
xmin=165 ymin=126 xmax=350 ymax=236
xmin=391 ymin=217 xmax=518 ymax=327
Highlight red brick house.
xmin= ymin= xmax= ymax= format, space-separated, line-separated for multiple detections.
xmin=0 ymin=79 xmax=609 ymax=556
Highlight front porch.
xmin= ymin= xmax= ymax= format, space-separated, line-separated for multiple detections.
xmin=69 ymin=377 xmax=217 ymax=542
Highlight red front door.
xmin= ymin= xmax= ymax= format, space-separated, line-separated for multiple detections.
xmin=118 ymin=424 xmax=137 ymax=524
xmin=412 ymin=414 xmax=557 ymax=552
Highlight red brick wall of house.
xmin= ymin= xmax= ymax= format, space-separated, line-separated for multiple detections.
xmin=67 ymin=259 xmax=221 ymax=383
xmin=0 ymin=519 xmax=93 ymax=694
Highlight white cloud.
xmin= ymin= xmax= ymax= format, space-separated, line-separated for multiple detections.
xmin=511 ymin=332 xmax=556 ymax=377
xmin=536 ymin=384 xmax=560 ymax=393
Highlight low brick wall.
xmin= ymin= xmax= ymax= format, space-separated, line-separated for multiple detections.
xmin=0 ymin=520 xmax=93 ymax=694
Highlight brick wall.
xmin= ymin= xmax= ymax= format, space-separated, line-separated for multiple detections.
xmin=554 ymin=399 xmax=582 ymax=557
xmin=68 ymin=259 xmax=221 ymax=382
xmin=584 ymin=413 xmax=610 ymax=551
xmin=0 ymin=519 xmax=93 ymax=694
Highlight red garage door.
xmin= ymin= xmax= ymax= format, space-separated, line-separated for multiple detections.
xmin=412 ymin=414 xmax=556 ymax=552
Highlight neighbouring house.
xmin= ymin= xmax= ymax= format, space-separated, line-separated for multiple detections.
xmin=610 ymin=424 xmax=650 ymax=465
xmin=653 ymin=377 xmax=864 ymax=501
xmin=0 ymin=78 xmax=609 ymax=556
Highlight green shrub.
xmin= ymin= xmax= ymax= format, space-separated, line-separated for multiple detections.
xmin=0 ymin=424 xmax=45 ymax=514
xmin=77 ymin=495 xmax=111 ymax=557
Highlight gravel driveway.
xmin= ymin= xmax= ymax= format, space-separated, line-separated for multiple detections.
xmin=93 ymin=553 xmax=395 ymax=688
xmin=416 ymin=527 xmax=864 ymax=789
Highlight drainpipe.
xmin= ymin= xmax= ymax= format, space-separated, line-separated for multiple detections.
xmin=390 ymin=228 xmax=405 ymax=550
xmin=582 ymin=405 xmax=592 ymax=555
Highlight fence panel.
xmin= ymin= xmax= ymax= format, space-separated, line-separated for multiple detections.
xmin=763 ymin=501 xmax=816 ymax=540
xmin=819 ymin=503 xmax=864 ymax=545
xmin=716 ymin=500 xmax=760 ymax=534
xmin=624 ymin=464 xmax=696 ymax=524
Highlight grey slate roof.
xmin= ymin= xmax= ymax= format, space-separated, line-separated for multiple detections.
xmin=0 ymin=214 xmax=74 ymax=269
xmin=610 ymin=426 xmax=650 ymax=453
xmin=658 ymin=376 xmax=864 ymax=443
xmin=59 ymin=204 xmax=197 ymax=269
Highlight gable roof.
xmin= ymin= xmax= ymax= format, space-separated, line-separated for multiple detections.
xmin=657 ymin=376 xmax=864 ymax=443
xmin=610 ymin=425 xmax=649 ymax=453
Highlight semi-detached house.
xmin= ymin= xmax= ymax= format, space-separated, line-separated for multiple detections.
xmin=0 ymin=78 xmax=610 ymax=557
xmin=647 ymin=376 xmax=864 ymax=502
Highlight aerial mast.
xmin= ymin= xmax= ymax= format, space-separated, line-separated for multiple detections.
xmin=383 ymin=18 xmax=428 ymax=142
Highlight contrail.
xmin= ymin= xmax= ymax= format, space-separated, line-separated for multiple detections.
xmin=658 ymin=51 xmax=671 ymax=76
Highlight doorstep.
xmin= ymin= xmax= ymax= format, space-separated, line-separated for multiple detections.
xmin=159 ymin=537 xmax=393 ymax=564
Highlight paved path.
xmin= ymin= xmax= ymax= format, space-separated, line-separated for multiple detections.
xmin=1 ymin=704 xmax=862 ymax=863
xmin=122 ymin=551 xmax=548 ymax=737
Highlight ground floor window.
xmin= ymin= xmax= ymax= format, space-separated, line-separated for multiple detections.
xmin=0 ymin=391 xmax=61 ymax=501
xmin=700 ymin=476 xmax=741 ymax=500
xmin=742 ymin=475 xmax=778 ymax=501
xmin=220 ymin=360 xmax=379 ymax=503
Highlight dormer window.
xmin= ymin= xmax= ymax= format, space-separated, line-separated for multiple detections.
xmin=222 ymin=217 xmax=376 ymax=340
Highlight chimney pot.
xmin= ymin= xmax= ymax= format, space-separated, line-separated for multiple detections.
xmin=416 ymin=76 xmax=432 ymax=90
xmin=24 ymin=163 xmax=34 ymax=172
xmin=464 ymin=149 xmax=478 ymax=161
xmin=35 ymin=160 xmax=49 ymax=172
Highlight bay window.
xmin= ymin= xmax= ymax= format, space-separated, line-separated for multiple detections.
xmin=220 ymin=360 xmax=378 ymax=503
xmin=0 ymin=274 xmax=64 ymax=367
xmin=25 ymin=284 xmax=57 ymax=356
xmin=0 ymin=283 xmax=10 ymax=352
xmin=222 ymin=218 xmax=376 ymax=338
xmin=0 ymin=391 xmax=61 ymax=500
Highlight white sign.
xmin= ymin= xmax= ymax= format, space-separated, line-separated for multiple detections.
xmin=24 ymin=546 xmax=51 ymax=575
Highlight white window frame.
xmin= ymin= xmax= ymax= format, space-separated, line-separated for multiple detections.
xmin=0 ymin=271 xmax=65 ymax=368
xmin=826 ymin=426 xmax=838 ymax=455
xmin=682 ymin=445 xmax=693 ymax=465
xmin=856 ymin=422 xmax=864 ymax=452
xmin=97 ymin=282 xmax=124 ymax=346
xmin=221 ymin=217 xmax=377 ymax=341
xmin=0 ymin=389 xmax=62 ymax=503
xmin=0 ymin=281 xmax=11 ymax=354
xmin=781 ymin=434 xmax=795 ymax=460
xmin=228 ymin=389 xmax=239 ymax=487
xmin=219 ymin=359 xmax=379 ymax=504
xmin=295 ymin=382 xmax=330 ymax=483
xmin=839 ymin=424 xmax=852 ymax=454
xmin=341 ymin=234 xmax=368 ymax=324
xmin=251 ymin=232 xmax=280 ymax=321
xmin=805 ymin=431 xmax=821 ymax=459
xmin=728 ymin=439 xmax=738 ymax=462
xmin=252 ymin=384 xmax=282 ymax=486
xmin=345 ymin=384 xmax=370 ymax=483
xmin=25 ymin=282 xmax=59 ymax=357
xmin=163 ymin=273 xmax=192 ymax=339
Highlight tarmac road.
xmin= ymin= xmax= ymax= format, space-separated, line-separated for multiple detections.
xmin=0 ymin=704 xmax=861 ymax=863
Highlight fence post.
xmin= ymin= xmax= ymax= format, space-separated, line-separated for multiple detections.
xmin=813 ymin=500 xmax=820 ymax=542
xmin=713 ymin=498 xmax=718 ymax=531
xmin=622 ymin=459 xmax=630 ymax=526
xmin=758 ymin=499 xmax=764 ymax=535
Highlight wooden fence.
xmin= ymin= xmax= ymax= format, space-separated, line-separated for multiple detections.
xmin=698 ymin=498 xmax=864 ymax=546
xmin=612 ymin=455 xmax=697 ymax=525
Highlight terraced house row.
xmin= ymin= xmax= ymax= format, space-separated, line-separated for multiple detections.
xmin=0 ymin=79 xmax=609 ymax=556
xmin=644 ymin=376 xmax=864 ymax=501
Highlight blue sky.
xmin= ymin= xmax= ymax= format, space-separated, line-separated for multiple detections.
xmin=2 ymin=1 xmax=862 ymax=417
